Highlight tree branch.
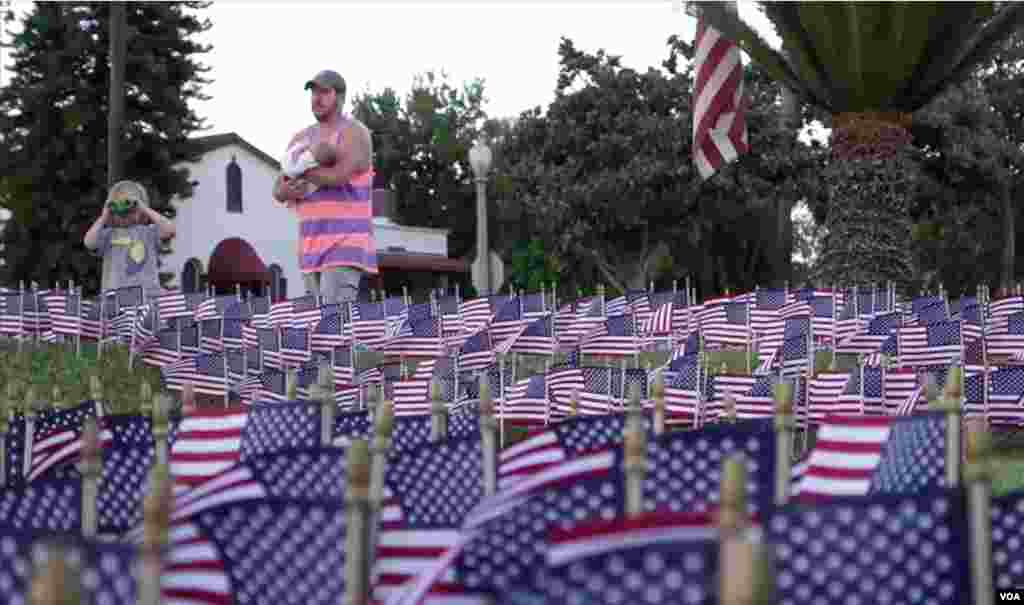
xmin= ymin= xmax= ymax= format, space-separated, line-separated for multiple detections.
xmin=584 ymin=245 xmax=627 ymax=294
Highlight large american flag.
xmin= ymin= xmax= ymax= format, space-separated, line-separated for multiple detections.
xmin=373 ymin=436 xmax=485 ymax=602
xmin=169 ymin=407 xmax=248 ymax=495
xmin=769 ymin=490 xmax=969 ymax=604
xmin=0 ymin=527 xmax=138 ymax=603
xmin=691 ymin=0 xmax=749 ymax=179
xmin=867 ymin=412 xmax=946 ymax=495
xmin=543 ymin=513 xmax=717 ymax=605
xmin=792 ymin=416 xmax=892 ymax=502
xmin=27 ymin=401 xmax=113 ymax=483
xmin=164 ymin=497 xmax=347 ymax=605
xmin=239 ymin=401 xmax=322 ymax=461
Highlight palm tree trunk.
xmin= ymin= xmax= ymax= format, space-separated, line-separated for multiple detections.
xmin=814 ymin=112 xmax=916 ymax=294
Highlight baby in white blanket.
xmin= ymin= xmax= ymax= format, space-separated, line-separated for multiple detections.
xmin=280 ymin=141 xmax=339 ymax=179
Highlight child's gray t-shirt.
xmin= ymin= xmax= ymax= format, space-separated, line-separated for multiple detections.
xmin=91 ymin=224 xmax=161 ymax=300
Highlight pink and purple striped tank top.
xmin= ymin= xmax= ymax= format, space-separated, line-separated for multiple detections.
xmin=293 ymin=117 xmax=377 ymax=275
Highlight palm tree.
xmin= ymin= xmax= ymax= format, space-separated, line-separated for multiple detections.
xmin=694 ymin=2 xmax=1024 ymax=293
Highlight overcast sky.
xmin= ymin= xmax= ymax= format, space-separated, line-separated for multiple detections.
xmin=0 ymin=0 xmax=821 ymax=165
xmin=0 ymin=1 xmax=787 ymax=157
xmin=189 ymin=1 xmax=786 ymax=157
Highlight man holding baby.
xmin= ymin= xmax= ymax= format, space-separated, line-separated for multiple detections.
xmin=272 ymin=69 xmax=376 ymax=304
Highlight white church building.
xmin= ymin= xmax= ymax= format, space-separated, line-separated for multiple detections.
xmin=163 ymin=132 xmax=469 ymax=300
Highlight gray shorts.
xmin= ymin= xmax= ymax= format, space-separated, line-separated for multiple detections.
xmin=303 ymin=267 xmax=362 ymax=304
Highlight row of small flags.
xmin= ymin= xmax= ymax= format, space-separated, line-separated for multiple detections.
xmin=0 ymin=348 xmax=1018 ymax=604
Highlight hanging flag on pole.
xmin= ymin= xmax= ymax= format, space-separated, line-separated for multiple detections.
xmin=690 ymin=0 xmax=750 ymax=180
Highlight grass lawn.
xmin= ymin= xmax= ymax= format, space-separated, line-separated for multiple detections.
xmin=5 ymin=339 xmax=1024 ymax=495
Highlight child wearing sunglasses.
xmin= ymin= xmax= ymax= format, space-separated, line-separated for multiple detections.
xmin=83 ymin=180 xmax=176 ymax=300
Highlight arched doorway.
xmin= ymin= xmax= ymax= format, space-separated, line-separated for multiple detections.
xmin=181 ymin=258 xmax=203 ymax=293
xmin=207 ymin=237 xmax=271 ymax=296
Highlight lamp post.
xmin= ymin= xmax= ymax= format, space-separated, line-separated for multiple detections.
xmin=469 ymin=141 xmax=493 ymax=296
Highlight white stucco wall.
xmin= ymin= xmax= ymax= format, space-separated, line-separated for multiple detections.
xmin=373 ymin=217 xmax=449 ymax=256
xmin=165 ymin=143 xmax=302 ymax=296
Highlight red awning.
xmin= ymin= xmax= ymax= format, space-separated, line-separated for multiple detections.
xmin=207 ymin=237 xmax=271 ymax=284
xmin=378 ymin=252 xmax=469 ymax=273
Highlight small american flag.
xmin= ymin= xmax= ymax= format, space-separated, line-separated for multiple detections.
xmin=199 ymin=318 xmax=224 ymax=352
xmin=986 ymin=311 xmax=1024 ymax=356
xmin=547 ymin=366 xmax=616 ymax=418
xmin=495 ymin=312 xmax=556 ymax=356
xmin=458 ymin=297 xmax=494 ymax=336
xmin=393 ymin=358 xmax=444 ymax=416
xmin=280 ymin=326 xmax=313 ymax=366
xmin=163 ymin=351 xmax=229 ymax=397
xmin=579 ymin=314 xmax=648 ymax=357
xmin=456 ymin=329 xmax=495 ymax=373
xmin=701 ymin=301 xmax=752 ymax=348
xmin=488 ymin=297 xmax=526 ymax=343
xmin=835 ymin=311 xmax=900 ymax=356
xmin=502 ymin=374 xmax=548 ymax=427
xmin=807 ymin=371 xmax=851 ymax=422
xmin=385 ymin=315 xmax=444 ymax=358
xmin=256 ymin=368 xmax=288 ymax=404
xmin=986 ymin=366 xmax=1024 ymax=425
xmin=156 ymin=289 xmax=190 ymax=319
xmin=897 ymin=319 xmax=962 ymax=367
xmin=779 ymin=332 xmax=809 ymax=377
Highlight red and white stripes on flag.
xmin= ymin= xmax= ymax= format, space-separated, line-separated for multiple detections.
xmin=169 ymin=407 xmax=248 ymax=495
xmin=792 ymin=416 xmax=892 ymax=502
xmin=692 ymin=1 xmax=749 ymax=180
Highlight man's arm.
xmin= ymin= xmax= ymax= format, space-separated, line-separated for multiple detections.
xmin=303 ymin=121 xmax=372 ymax=188
xmin=273 ymin=130 xmax=311 ymax=203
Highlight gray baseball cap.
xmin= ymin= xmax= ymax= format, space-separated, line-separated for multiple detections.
xmin=304 ymin=70 xmax=347 ymax=96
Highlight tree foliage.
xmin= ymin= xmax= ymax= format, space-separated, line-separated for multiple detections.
xmin=350 ymin=72 xmax=491 ymax=259
xmin=0 ymin=1 xmax=212 ymax=293
xmin=499 ymin=37 xmax=824 ymax=299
